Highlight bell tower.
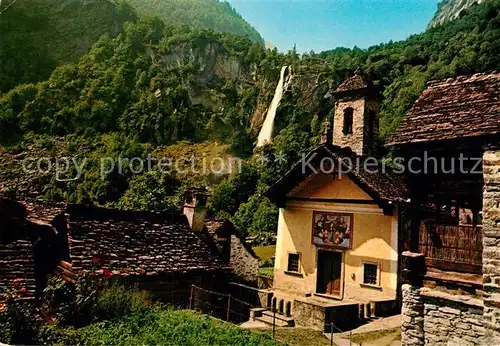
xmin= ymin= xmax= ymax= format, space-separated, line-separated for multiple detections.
xmin=331 ymin=69 xmax=379 ymax=156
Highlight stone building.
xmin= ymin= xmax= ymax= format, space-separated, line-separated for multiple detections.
xmin=0 ymin=197 xmax=231 ymax=304
xmin=182 ymin=187 xmax=259 ymax=283
xmin=0 ymin=199 xmax=65 ymax=298
xmin=62 ymin=203 xmax=229 ymax=302
xmin=205 ymin=218 xmax=259 ymax=283
xmin=389 ymin=72 xmax=500 ymax=345
xmin=261 ymin=71 xmax=406 ymax=331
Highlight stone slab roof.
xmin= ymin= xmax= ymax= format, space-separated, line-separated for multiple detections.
xmin=66 ymin=205 xmax=228 ymax=276
xmin=204 ymin=218 xmax=258 ymax=258
xmin=0 ymin=198 xmax=59 ymax=243
xmin=0 ymin=240 xmax=36 ymax=296
xmin=267 ymin=144 xmax=408 ymax=208
xmin=388 ymin=72 xmax=500 ymax=146
xmin=205 ymin=219 xmax=231 ymax=237
xmin=334 ymin=69 xmax=373 ymax=94
xmin=21 ymin=199 xmax=65 ymax=225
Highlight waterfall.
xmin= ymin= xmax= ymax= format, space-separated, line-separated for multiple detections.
xmin=256 ymin=66 xmax=292 ymax=147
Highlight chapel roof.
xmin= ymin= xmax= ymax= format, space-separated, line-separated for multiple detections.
xmin=388 ymin=72 xmax=500 ymax=146
xmin=334 ymin=68 xmax=374 ymax=94
xmin=266 ymin=144 xmax=408 ymax=209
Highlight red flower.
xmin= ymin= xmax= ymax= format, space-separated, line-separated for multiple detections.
xmin=91 ymin=257 xmax=101 ymax=264
xmin=89 ymin=272 xmax=96 ymax=278
xmin=102 ymin=269 xmax=112 ymax=279
xmin=12 ymin=278 xmax=23 ymax=287
xmin=18 ymin=287 xmax=27 ymax=294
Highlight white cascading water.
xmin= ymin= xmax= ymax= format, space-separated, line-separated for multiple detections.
xmin=256 ymin=66 xmax=292 ymax=147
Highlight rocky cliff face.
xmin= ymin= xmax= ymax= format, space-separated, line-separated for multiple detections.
xmin=152 ymin=41 xmax=333 ymax=135
xmin=428 ymin=0 xmax=484 ymax=28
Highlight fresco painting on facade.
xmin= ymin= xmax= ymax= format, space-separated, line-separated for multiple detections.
xmin=312 ymin=211 xmax=352 ymax=249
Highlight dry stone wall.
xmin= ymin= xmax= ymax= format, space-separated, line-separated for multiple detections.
xmin=401 ymin=284 xmax=425 ymax=346
xmin=401 ymin=285 xmax=484 ymax=345
xmin=0 ymin=240 xmax=36 ymax=296
xmin=483 ymin=149 xmax=500 ymax=344
xmin=229 ymin=235 xmax=259 ymax=282
xmin=421 ymin=288 xmax=484 ymax=345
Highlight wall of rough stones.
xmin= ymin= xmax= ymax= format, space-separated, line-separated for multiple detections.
xmin=401 ymin=285 xmax=484 ymax=345
xmin=229 ymin=235 xmax=259 ymax=282
xmin=401 ymin=284 xmax=425 ymax=346
xmin=421 ymin=288 xmax=484 ymax=345
xmin=482 ymin=149 xmax=500 ymax=344
xmin=333 ymin=98 xmax=366 ymax=155
xmin=0 ymin=240 xmax=36 ymax=296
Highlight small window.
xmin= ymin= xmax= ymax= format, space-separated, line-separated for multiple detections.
xmin=287 ymin=253 xmax=300 ymax=273
xmin=363 ymin=263 xmax=379 ymax=286
xmin=343 ymin=108 xmax=353 ymax=135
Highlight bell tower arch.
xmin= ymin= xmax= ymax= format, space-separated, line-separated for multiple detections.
xmin=332 ymin=69 xmax=379 ymax=156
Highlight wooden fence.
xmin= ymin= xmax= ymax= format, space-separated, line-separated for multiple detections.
xmin=419 ymin=222 xmax=483 ymax=274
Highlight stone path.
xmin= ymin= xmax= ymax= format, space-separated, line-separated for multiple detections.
xmin=240 ymin=319 xmax=272 ymax=329
xmin=326 ymin=314 xmax=401 ymax=346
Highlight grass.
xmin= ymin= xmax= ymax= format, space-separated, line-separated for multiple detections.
xmin=42 ymin=309 xmax=280 ymax=346
xmin=77 ymin=310 xmax=279 ymax=345
xmin=350 ymin=327 xmax=401 ymax=345
xmin=259 ymin=267 xmax=274 ymax=278
xmin=253 ymin=245 xmax=276 ymax=262
xmin=254 ymin=245 xmax=276 ymax=279
xmin=259 ymin=327 xmax=331 ymax=346
xmin=39 ymin=285 xmax=281 ymax=346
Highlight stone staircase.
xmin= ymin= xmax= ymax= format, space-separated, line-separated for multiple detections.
xmin=246 ymin=290 xmax=297 ymax=327
xmin=247 ymin=290 xmax=397 ymax=330
xmin=250 ymin=308 xmax=295 ymax=327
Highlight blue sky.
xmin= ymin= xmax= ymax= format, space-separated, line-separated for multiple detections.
xmin=226 ymin=0 xmax=440 ymax=53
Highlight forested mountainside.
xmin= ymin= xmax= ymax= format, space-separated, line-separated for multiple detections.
xmin=127 ymin=0 xmax=263 ymax=44
xmin=0 ymin=0 xmax=135 ymax=93
xmin=1 ymin=0 xmax=499 ymax=243
xmin=0 ymin=0 xmax=262 ymax=93
xmin=429 ymin=0 xmax=485 ymax=27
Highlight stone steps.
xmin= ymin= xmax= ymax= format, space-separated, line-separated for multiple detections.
xmin=262 ymin=310 xmax=295 ymax=323
xmin=255 ymin=313 xmax=294 ymax=327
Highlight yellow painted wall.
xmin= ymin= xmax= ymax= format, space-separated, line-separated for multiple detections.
xmin=274 ymin=174 xmax=399 ymax=300
xmin=289 ymin=172 xmax=372 ymax=200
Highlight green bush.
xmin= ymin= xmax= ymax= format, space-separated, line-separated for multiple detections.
xmin=37 ymin=325 xmax=81 ymax=346
xmin=74 ymin=309 xmax=276 ymax=346
xmin=42 ymin=277 xmax=77 ymax=326
xmin=92 ymin=284 xmax=154 ymax=321
xmin=0 ymin=283 xmax=41 ymax=345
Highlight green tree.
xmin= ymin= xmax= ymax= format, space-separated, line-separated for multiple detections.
xmin=118 ymin=171 xmax=181 ymax=213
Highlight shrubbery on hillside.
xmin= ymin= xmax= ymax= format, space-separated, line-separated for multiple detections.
xmin=40 ymin=309 xmax=276 ymax=346
xmin=0 ymin=0 xmax=262 ymax=93
xmin=0 ymin=259 xmax=276 ymax=346
xmin=0 ymin=0 xmax=136 ymax=93
xmin=0 ymin=279 xmax=276 ymax=345
xmin=127 ymin=0 xmax=263 ymax=44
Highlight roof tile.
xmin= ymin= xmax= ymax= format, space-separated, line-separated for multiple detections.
xmin=388 ymin=72 xmax=500 ymax=146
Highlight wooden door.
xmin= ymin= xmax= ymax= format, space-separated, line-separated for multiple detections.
xmin=316 ymin=250 xmax=342 ymax=296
